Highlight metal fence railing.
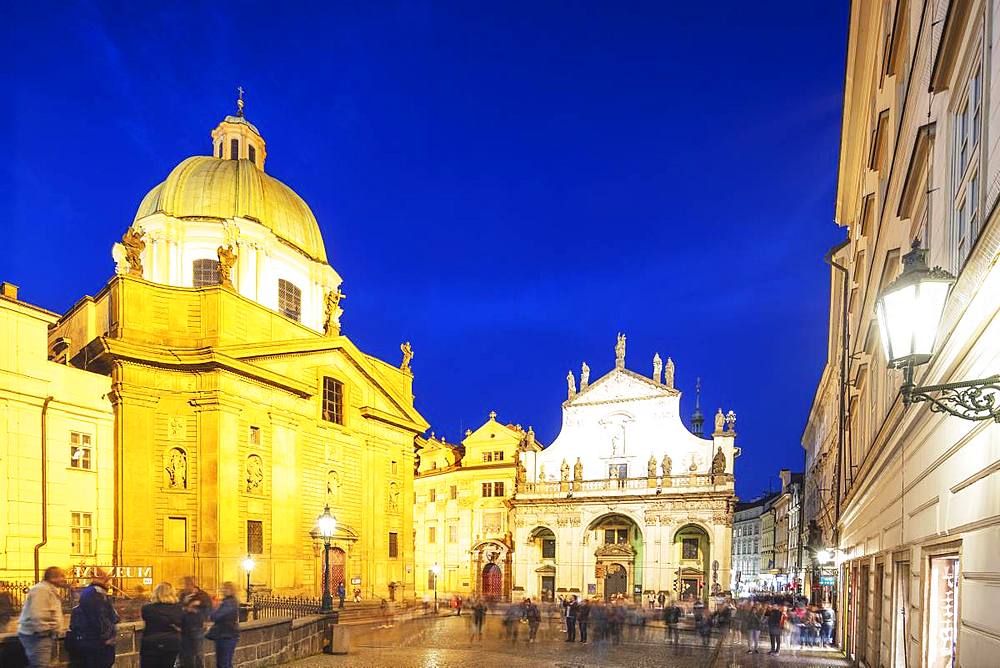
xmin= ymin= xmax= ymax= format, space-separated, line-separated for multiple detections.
xmin=0 ymin=579 xmax=145 ymax=624
xmin=249 ymin=594 xmax=323 ymax=620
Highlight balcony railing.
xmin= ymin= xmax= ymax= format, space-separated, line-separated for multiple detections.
xmin=516 ymin=473 xmax=733 ymax=496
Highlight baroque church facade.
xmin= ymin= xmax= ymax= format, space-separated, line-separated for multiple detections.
xmin=413 ymin=336 xmax=738 ymax=603
xmin=1 ymin=103 xmax=427 ymax=599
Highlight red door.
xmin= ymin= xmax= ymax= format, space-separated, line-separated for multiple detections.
xmin=482 ymin=564 xmax=502 ymax=599
xmin=329 ymin=548 xmax=346 ymax=590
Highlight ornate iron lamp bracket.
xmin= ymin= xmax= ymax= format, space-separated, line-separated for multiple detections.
xmin=901 ymin=369 xmax=1000 ymax=422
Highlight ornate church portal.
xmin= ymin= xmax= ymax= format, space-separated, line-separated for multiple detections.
xmin=511 ymin=336 xmax=736 ymax=603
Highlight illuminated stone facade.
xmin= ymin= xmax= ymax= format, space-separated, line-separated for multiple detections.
xmin=513 ymin=342 xmax=737 ymax=603
xmin=803 ymin=2 xmax=1000 ymax=666
xmin=5 ymin=108 xmax=427 ymax=599
xmin=412 ymin=415 xmax=541 ymax=599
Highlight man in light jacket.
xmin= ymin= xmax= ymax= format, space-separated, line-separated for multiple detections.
xmin=18 ymin=567 xmax=66 ymax=667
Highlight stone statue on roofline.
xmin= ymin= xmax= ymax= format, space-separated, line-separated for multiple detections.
xmin=714 ymin=408 xmax=725 ymax=433
xmin=615 ymin=332 xmax=626 ymax=368
xmin=574 ymin=457 xmax=583 ymax=482
xmin=399 ymin=341 xmax=413 ymax=374
xmin=567 ymin=370 xmax=576 ymax=399
xmin=664 ymin=357 xmax=675 ymax=389
xmin=647 ymin=454 xmax=657 ymax=478
xmin=122 ymin=227 xmax=145 ymax=277
xmin=726 ymin=410 xmax=737 ymax=432
xmin=580 ymin=362 xmax=590 ymax=390
xmin=561 ymin=459 xmax=570 ymax=482
xmin=217 ymin=245 xmax=237 ymax=288
xmin=653 ymin=353 xmax=662 ymax=383
xmin=661 ymin=453 xmax=672 ymax=478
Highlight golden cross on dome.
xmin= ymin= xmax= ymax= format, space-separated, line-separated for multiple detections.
xmin=237 ymin=86 xmax=245 ymax=116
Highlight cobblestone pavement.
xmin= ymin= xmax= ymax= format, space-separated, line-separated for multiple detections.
xmin=286 ymin=614 xmax=852 ymax=668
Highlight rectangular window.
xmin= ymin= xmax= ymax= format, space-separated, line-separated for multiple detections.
xmin=926 ymin=555 xmax=960 ymax=668
xmin=218 ymin=143 xmax=223 ymax=158
xmin=429 ymin=489 xmax=436 ymax=503
xmin=249 ymin=426 xmax=261 ymax=446
xmin=165 ymin=517 xmax=187 ymax=552
xmin=277 ymin=279 xmax=302 ymax=321
xmin=953 ymin=60 xmax=984 ymax=269
xmin=481 ymin=482 xmax=493 ymax=497
xmin=192 ymin=258 xmax=220 ymax=287
xmin=247 ymin=520 xmax=264 ymax=554
xmin=70 ymin=432 xmax=92 ymax=470
xmin=449 ymin=485 xmax=457 ymax=500
xmin=604 ymin=528 xmax=628 ymax=545
xmin=230 ymin=138 xmax=239 ymax=160
xmin=494 ymin=450 xmax=504 ymax=461
xmin=542 ymin=538 xmax=556 ymax=559
xmin=70 ymin=511 xmax=94 ymax=555
xmin=322 ymin=377 xmax=344 ymax=425
xmin=428 ymin=526 xmax=436 ymax=544
xmin=493 ymin=481 xmax=505 ymax=497
xmin=448 ymin=523 xmax=457 ymax=544
xmin=682 ymin=537 xmax=699 ymax=560
xmin=391 ymin=460 xmax=398 ymax=475
xmin=248 ymin=144 xmax=256 ymax=165
xmin=482 ymin=452 xmax=493 ymax=462
xmin=388 ymin=532 xmax=399 ymax=558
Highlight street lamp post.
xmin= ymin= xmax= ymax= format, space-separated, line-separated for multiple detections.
xmin=241 ymin=554 xmax=256 ymax=601
xmin=430 ymin=563 xmax=440 ymax=614
xmin=316 ymin=504 xmax=337 ymax=613
xmin=876 ymin=240 xmax=1000 ymax=421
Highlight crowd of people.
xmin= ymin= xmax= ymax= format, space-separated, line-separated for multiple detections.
xmin=730 ymin=595 xmax=835 ymax=656
xmin=15 ymin=566 xmax=243 ymax=668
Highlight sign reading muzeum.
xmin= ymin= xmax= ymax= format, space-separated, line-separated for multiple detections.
xmin=511 ymin=334 xmax=737 ymax=603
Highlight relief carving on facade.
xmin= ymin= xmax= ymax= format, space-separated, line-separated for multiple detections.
xmin=388 ymin=481 xmax=400 ymax=513
xmin=167 ymin=416 xmax=185 ymax=440
xmin=245 ymin=454 xmax=264 ymax=494
xmin=165 ymin=447 xmax=187 ymax=489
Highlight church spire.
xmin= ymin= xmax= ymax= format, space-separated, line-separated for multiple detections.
xmin=691 ymin=377 xmax=705 ymax=437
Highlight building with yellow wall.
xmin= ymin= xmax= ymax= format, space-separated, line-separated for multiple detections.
xmin=413 ymin=413 xmax=540 ymax=600
xmin=5 ymin=105 xmax=428 ymax=600
xmin=0 ymin=283 xmax=115 ymax=582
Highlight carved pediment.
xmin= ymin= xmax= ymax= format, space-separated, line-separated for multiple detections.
xmin=595 ymin=543 xmax=635 ymax=558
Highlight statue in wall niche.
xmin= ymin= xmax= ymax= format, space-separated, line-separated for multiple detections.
xmin=664 ymin=357 xmax=675 ymax=389
xmin=246 ymin=454 xmax=264 ymax=493
xmin=711 ymin=447 xmax=726 ymax=475
xmin=122 ymin=227 xmax=145 ymax=277
xmin=567 ymin=371 xmax=576 ymax=399
xmin=652 ymin=353 xmax=662 ymax=383
xmin=324 ymin=287 xmax=346 ymax=335
xmin=388 ymin=482 xmax=400 ymax=512
xmin=647 ymin=455 xmax=657 ymax=478
xmin=726 ymin=410 xmax=737 ymax=432
xmin=326 ymin=470 xmax=339 ymax=503
xmin=165 ymin=447 xmax=187 ymax=489
xmin=661 ymin=454 xmax=672 ymax=478
xmin=580 ymin=362 xmax=590 ymax=390
xmin=574 ymin=457 xmax=583 ymax=482
xmin=400 ymin=341 xmax=414 ymax=374
xmin=561 ymin=459 xmax=570 ymax=482
xmin=714 ymin=408 xmax=726 ymax=433
xmin=615 ymin=332 xmax=626 ymax=368
xmin=217 ymin=245 xmax=237 ymax=287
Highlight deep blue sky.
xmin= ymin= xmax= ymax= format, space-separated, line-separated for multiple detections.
xmin=3 ymin=2 xmax=847 ymax=499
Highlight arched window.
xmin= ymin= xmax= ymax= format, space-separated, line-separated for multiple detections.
xmin=192 ymin=259 xmax=219 ymax=287
xmin=248 ymin=145 xmax=256 ymax=165
xmin=217 ymin=142 xmax=223 ymax=158
xmin=277 ymin=279 xmax=301 ymax=321
xmin=230 ymin=138 xmax=239 ymax=160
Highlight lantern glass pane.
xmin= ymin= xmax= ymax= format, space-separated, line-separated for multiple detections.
xmin=876 ymin=302 xmax=892 ymax=361
xmin=883 ymin=284 xmax=916 ymax=361
xmin=913 ymin=281 xmax=950 ymax=357
xmin=318 ymin=513 xmax=336 ymax=538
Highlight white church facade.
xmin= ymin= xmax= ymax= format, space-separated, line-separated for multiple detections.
xmin=510 ymin=335 xmax=737 ymax=603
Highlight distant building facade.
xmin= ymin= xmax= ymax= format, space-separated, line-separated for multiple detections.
xmin=731 ymin=498 xmax=769 ymax=594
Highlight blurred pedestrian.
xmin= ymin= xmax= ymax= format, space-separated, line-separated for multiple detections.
xmin=65 ymin=568 xmax=118 ymax=668
xmin=178 ymin=577 xmax=212 ymax=668
xmin=139 ymin=583 xmax=182 ymax=668
xmin=564 ymin=595 xmax=578 ymax=642
xmin=471 ymin=599 xmax=486 ymax=641
xmin=664 ymin=600 xmax=680 ymax=645
xmin=17 ymin=566 xmax=66 ymax=667
xmin=576 ymin=598 xmax=590 ymax=643
xmin=336 ymin=582 xmax=345 ymax=609
xmin=206 ymin=582 xmax=239 ymax=668
xmin=524 ymin=598 xmax=541 ymax=642
xmin=766 ymin=604 xmax=785 ymax=655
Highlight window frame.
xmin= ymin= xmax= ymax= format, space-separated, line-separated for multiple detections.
xmin=322 ymin=377 xmax=345 ymax=425
xmin=388 ymin=532 xmax=399 ymax=558
xmin=277 ymin=278 xmax=302 ymax=322
xmin=192 ymin=258 xmax=220 ymax=288
xmin=70 ymin=511 xmax=94 ymax=555
xmin=247 ymin=519 xmax=264 ymax=555
xmin=951 ymin=53 xmax=984 ymax=270
xmin=70 ymin=432 xmax=93 ymax=470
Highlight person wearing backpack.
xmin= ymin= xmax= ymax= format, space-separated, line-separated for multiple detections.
xmin=65 ymin=569 xmax=119 ymax=668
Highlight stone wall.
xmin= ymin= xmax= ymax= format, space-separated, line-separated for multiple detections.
xmin=0 ymin=613 xmax=337 ymax=668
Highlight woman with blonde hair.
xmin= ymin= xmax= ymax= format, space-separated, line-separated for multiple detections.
xmin=207 ymin=582 xmax=240 ymax=668
xmin=140 ymin=582 xmax=183 ymax=668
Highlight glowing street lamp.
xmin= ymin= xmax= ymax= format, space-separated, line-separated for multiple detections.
xmin=430 ymin=563 xmax=440 ymax=614
xmin=876 ymin=240 xmax=999 ymax=421
xmin=316 ymin=504 xmax=337 ymax=612
xmin=242 ymin=553 xmax=256 ymax=599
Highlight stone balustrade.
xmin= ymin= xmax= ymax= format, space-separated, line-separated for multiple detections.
xmin=516 ymin=473 xmax=734 ymax=497
xmin=0 ymin=612 xmax=337 ymax=668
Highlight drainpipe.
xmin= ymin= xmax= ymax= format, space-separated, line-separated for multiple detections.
xmin=33 ymin=396 xmax=55 ymax=582
xmin=824 ymin=242 xmax=849 ymax=552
